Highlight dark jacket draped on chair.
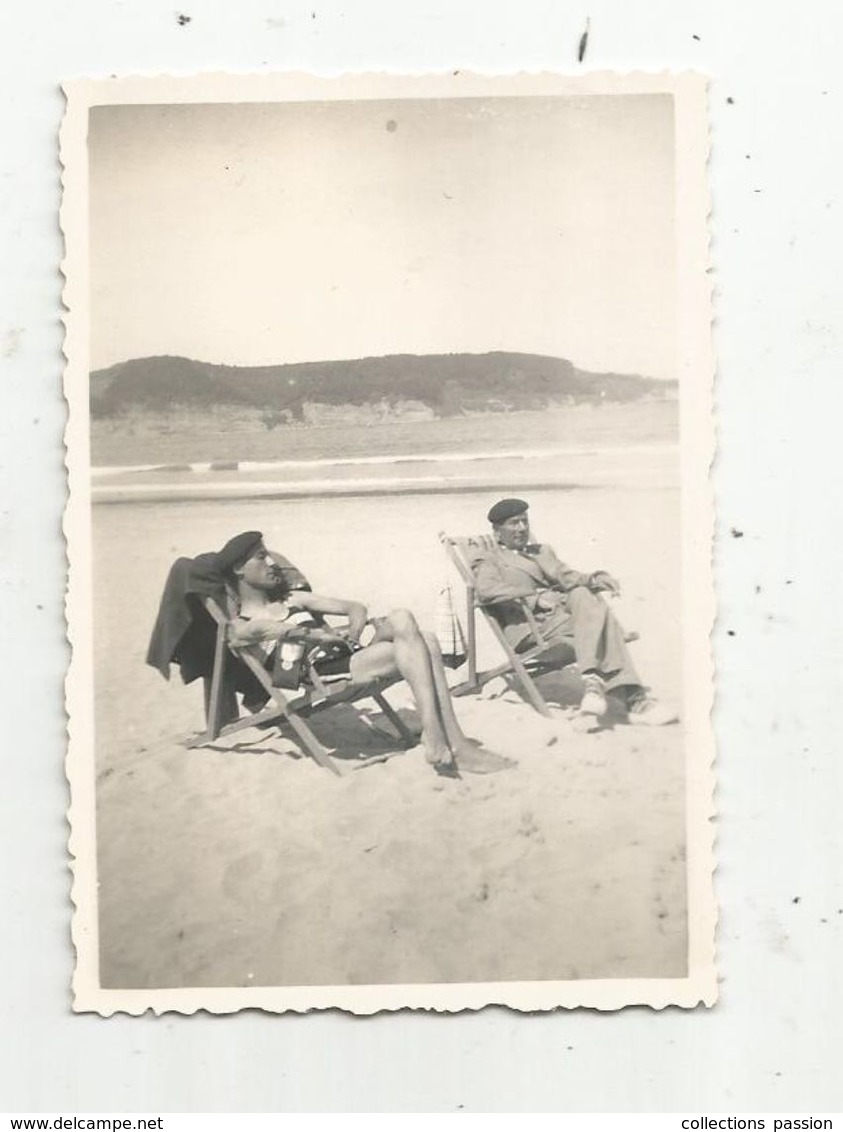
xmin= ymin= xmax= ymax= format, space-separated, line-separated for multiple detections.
xmin=146 ymin=552 xmax=310 ymax=686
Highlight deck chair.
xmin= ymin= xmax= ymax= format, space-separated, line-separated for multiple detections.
xmin=187 ymin=595 xmax=417 ymax=775
xmin=439 ymin=532 xmax=566 ymax=718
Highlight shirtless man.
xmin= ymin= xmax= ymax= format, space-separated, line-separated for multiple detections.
xmin=221 ymin=531 xmax=513 ymax=776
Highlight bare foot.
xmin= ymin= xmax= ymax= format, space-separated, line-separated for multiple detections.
xmin=454 ymin=744 xmax=516 ymax=774
xmin=424 ymin=744 xmax=458 ymax=776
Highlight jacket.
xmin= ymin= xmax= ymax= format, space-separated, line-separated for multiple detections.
xmin=146 ymin=552 xmax=310 ymax=685
xmin=469 ymin=541 xmax=590 ymax=650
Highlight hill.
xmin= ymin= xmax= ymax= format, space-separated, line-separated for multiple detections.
xmin=89 ymin=352 xmax=674 ymax=421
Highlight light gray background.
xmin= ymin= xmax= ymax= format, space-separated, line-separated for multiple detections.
xmin=1 ymin=0 xmax=841 ymax=1113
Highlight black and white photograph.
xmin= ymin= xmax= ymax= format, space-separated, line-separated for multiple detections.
xmin=62 ymin=71 xmax=715 ymax=1013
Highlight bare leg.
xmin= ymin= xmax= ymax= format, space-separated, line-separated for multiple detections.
xmin=368 ymin=610 xmax=512 ymax=772
xmin=359 ymin=611 xmax=513 ymax=773
xmin=349 ymin=614 xmax=453 ymax=769
xmin=420 ymin=631 xmax=513 ymax=765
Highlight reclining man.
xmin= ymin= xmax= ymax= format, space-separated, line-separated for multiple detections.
xmin=221 ymin=531 xmax=514 ymax=776
xmin=470 ymin=499 xmax=677 ymax=727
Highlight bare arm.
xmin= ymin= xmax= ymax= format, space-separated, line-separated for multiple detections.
xmin=227 ymin=617 xmax=300 ymax=648
xmin=289 ymin=591 xmax=369 ymax=643
xmin=227 ymin=591 xmax=368 ymax=649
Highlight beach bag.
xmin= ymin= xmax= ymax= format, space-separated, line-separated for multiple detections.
xmin=435 ymin=582 xmax=467 ymax=670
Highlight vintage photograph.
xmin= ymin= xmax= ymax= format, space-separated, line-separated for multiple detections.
xmin=63 ymin=72 xmax=716 ymax=1013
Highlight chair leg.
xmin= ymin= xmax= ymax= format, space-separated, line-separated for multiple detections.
xmin=187 ymin=696 xmax=275 ymax=749
xmin=276 ymin=702 xmax=342 ymax=776
xmin=506 ymin=654 xmax=553 ymax=717
xmin=372 ymin=690 xmax=417 ymax=748
xmin=466 ymin=590 xmax=478 ymax=690
xmin=189 ymin=628 xmax=237 ymax=746
xmin=234 ymin=649 xmax=341 ymax=774
xmin=203 ymin=623 xmax=228 ymax=739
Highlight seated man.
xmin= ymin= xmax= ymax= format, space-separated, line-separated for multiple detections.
xmin=221 ymin=531 xmax=514 ymax=776
xmin=470 ymin=499 xmax=676 ymax=726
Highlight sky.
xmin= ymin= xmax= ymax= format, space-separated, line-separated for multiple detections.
xmin=88 ymin=94 xmax=676 ymax=379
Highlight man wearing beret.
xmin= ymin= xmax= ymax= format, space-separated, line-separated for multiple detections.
xmin=219 ymin=532 xmax=514 ymax=776
xmin=471 ymin=499 xmax=676 ymax=727
xmin=147 ymin=530 xmax=310 ymax=687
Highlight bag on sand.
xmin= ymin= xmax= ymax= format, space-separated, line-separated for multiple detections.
xmin=435 ymin=582 xmax=467 ymax=670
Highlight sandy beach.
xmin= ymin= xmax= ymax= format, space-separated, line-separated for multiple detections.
xmin=91 ymin=478 xmax=686 ymax=990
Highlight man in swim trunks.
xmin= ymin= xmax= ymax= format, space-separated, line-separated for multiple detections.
xmin=470 ymin=499 xmax=677 ymax=727
xmin=220 ymin=531 xmax=514 ymax=776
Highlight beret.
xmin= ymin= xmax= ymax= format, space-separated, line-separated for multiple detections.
xmin=216 ymin=531 xmax=264 ymax=575
xmin=487 ymin=498 xmax=529 ymax=525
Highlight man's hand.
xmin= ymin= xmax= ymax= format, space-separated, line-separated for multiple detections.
xmin=286 ymin=625 xmax=347 ymax=647
xmin=307 ymin=626 xmax=350 ymax=646
xmin=329 ymin=625 xmax=362 ymax=647
xmin=589 ymin=570 xmax=621 ymax=596
xmin=535 ymin=590 xmax=565 ymax=613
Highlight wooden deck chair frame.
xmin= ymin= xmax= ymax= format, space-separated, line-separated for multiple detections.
xmin=440 ymin=532 xmax=563 ymax=718
xmin=187 ymin=596 xmax=417 ymax=775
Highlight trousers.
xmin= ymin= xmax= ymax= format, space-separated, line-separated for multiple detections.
xmin=522 ymin=585 xmax=641 ymax=692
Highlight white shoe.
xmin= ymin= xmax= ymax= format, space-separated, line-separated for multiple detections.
xmin=579 ymin=674 xmax=608 ymax=718
xmin=626 ymin=697 xmax=678 ymax=726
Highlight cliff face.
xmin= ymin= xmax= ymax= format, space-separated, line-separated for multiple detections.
xmin=90 ymin=351 xmax=674 ymax=420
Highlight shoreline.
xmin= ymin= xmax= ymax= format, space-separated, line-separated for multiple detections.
xmin=92 ymin=441 xmax=679 ymax=477
xmin=91 ymin=444 xmax=679 ymax=504
xmin=93 ymin=475 xmax=595 ymax=505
